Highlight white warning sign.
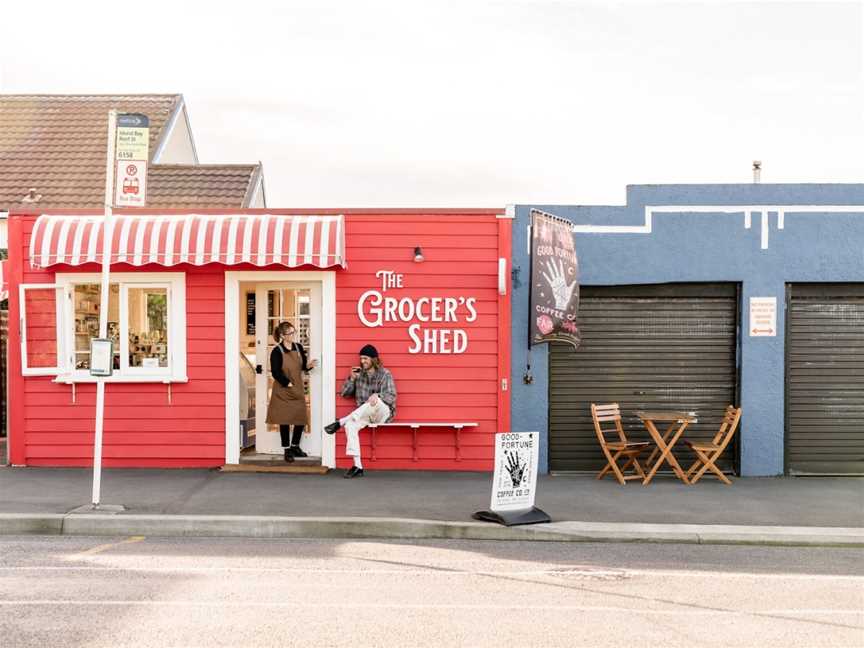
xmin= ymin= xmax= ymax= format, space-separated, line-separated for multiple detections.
xmin=749 ymin=297 xmax=777 ymax=337
xmin=490 ymin=432 xmax=539 ymax=512
xmin=114 ymin=160 xmax=147 ymax=207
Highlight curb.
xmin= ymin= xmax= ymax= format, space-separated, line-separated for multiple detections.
xmin=0 ymin=513 xmax=861 ymax=547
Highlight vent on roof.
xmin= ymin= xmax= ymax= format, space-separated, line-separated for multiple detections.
xmin=21 ymin=188 xmax=42 ymax=203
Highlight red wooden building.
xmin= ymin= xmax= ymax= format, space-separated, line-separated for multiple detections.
xmin=5 ymin=209 xmax=511 ymax=471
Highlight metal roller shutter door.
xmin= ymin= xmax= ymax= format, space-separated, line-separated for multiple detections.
xmin=786 ymin=284 xmax=864 ymax=475
xmin=549 ymin=284 xmax=739 ymax=473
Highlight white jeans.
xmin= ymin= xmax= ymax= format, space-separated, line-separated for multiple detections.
xmin=341 ymin=400 xmax=391 ymax=458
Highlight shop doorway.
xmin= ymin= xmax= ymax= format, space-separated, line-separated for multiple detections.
xmin=225 ymin=272 xmax=336 ymax=467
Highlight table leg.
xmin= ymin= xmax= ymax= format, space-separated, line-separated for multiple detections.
xmin=642 ymin=420 xmax=691 ymax=485
xmin=644 ymin=421 xmax=678 ymax=466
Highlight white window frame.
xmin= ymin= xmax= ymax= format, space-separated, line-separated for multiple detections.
xmin=54 ymin=272 xmax=187 ymax=383
xmin=19 ymin=283 xmax=63 ymax=376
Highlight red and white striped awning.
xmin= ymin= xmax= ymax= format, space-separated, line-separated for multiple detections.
xmin=29 ymin=213 xmax=345 ymax=269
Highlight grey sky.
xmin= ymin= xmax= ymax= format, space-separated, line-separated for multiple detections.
xmin=1 ymin=1 xmax=861 ymax=206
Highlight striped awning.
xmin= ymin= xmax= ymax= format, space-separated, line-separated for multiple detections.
xmin=29 ymin=213 xmax=345 ymax=269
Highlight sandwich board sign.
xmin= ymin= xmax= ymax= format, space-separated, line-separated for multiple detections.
xmin=473 ymin=432 xmax=550 ymax=526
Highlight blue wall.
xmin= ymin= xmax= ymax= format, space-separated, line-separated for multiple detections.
xmin=512 ymin=184 xmax=864 ymax=476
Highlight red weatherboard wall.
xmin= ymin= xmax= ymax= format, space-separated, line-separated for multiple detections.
xmin=8 ymin=212 xmax=226 ymax=467
xmin=334 ymin=212 xmax=511 ymax=471
xmin=7 ymin=209 xmax=510 ymax=470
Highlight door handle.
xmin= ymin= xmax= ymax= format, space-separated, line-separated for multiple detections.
xmin=255 ymin=364 xmax=263 ymax=374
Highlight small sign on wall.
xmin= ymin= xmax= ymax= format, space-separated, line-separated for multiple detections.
xmin=750 ymin=297 xmax=777 ymax=337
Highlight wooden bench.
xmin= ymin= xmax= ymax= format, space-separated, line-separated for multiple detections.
xmin=366 ymin=422 xmax=478 ymax=461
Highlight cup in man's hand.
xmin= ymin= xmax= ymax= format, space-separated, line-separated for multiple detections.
xmin=351 ymin=366 xmax=361 ymax=376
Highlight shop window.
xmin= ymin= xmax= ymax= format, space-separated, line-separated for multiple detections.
xmin=50 ymin=273 xmax=186 ymax=382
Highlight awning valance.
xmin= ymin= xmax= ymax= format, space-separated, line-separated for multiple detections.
xmin=29 ymin=213 xmax=345 ymax=269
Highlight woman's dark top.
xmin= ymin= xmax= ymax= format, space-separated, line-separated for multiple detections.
xmin=270 ymin=342 xmax=311 ymax=388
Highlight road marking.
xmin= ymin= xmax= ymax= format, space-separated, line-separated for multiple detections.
xmin=0 ymin=600 xmax=859 ymax=616
xmin=70 ymin=536 xmax=145 ymax=557
xmin=0 ymin=565 xmax=860 ymax=581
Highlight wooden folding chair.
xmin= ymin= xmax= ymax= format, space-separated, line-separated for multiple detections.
xmin=683 ymin=406 xmax=742 ymax=485
xmin=591 ymin=403 xmax=651 ymax=485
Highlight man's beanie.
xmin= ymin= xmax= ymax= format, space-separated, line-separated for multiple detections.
xmin=359 ymin=344 xmax=379 ymax=358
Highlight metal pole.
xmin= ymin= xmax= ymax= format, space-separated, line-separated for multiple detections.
xmin=92 ymin=110 xmax=117 ymax=507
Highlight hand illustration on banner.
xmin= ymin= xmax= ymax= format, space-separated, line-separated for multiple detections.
xmin=541 ymin=258 xmax=577 ymax=311
xmin=505 ymin=450 xmax=527 ymax=488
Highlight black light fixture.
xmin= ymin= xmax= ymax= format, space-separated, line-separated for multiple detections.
xmin=413 ymin=246 xmax=424 ymax=263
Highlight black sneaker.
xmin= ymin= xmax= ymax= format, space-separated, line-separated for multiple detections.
xmin=324 ymin=421 xmax=340 ymax=435
xmin=344 ymin=466 xmax=364 ymax=479
xmin=290 ymin=446 xmax=308 ymax=458
xmin=283 ymin=449 xmax=295 ymax=463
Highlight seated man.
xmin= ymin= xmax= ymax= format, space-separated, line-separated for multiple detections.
xmin=324 ymin=344 xmax=397 ymax=478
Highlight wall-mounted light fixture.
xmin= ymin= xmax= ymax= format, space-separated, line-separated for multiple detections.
xmin=413 ymin=246 xmax=424 ymax=263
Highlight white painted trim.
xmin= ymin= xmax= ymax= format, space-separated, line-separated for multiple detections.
xmin=745 ymin=212 xmax=752 ymax=229
xmin=499 ymin=205 xmax=515 ymax=219
xmin=152 ymin=99 xmax=199 ymax=164
xmin=761 ymin=212 xmax=769 ymax=250
xmin=564 ymin=204 xmax=864 ymax=234
xmin=224 ymin=271 xmax=336 ymax=467
xmin=19 ymin=284 xmax=63 ymax=376
xmin=54 ymin=272 xmax=186 ymax=382
xmin=498 ymin=258 xmax=507 ymax=296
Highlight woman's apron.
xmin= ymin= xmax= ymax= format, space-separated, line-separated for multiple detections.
xmin=265 ymin=345 xmax=308 ymax=425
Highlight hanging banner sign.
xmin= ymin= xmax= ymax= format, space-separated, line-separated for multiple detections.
xmin=490 ymin=432 xmax=539 ymax=512
xmin=114 ymin=113 xmax=149 ymax=207
xmin=529 ymin=209 xmax=580 ymax=349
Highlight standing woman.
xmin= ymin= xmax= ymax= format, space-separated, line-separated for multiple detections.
xmin=266 ymin=321 xmax=318 ymax=462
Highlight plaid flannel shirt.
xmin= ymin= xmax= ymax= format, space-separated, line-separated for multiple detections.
xmin=341 ymin=366 xmax=397 ymax=421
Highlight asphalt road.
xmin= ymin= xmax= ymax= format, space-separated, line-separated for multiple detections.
xmin=0 ymin=536 xmax=861 ymax=647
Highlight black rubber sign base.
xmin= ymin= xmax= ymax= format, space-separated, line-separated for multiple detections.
xmin=472 ymin=507 xmax=551 ymax=527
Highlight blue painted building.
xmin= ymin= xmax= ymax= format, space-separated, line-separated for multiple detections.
xmin=511 ymin=184 xmax=864 ymax=476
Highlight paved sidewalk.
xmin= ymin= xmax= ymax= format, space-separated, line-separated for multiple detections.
xmin=0 ymin=467 xmax=861 ymax=545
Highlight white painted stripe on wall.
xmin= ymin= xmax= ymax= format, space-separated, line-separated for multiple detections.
xmin=761 ymin=211 xmax=769 ymax=250
xmin=745 ymin=212 xmax=752 ymax=229
xmin=778 ymin=211 xmax=785 ymax=229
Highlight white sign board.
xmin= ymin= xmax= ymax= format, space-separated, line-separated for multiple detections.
xmin=114 ymin=160 xmax=148 ymax=207
xmin=749 ymin=297 xmax=777 ymax=337
xmin=490 ymin=432 xmax=539 ymax=512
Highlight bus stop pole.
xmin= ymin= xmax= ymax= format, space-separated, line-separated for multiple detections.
xmin=92 ymin=109 xmax=117 ymax=507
